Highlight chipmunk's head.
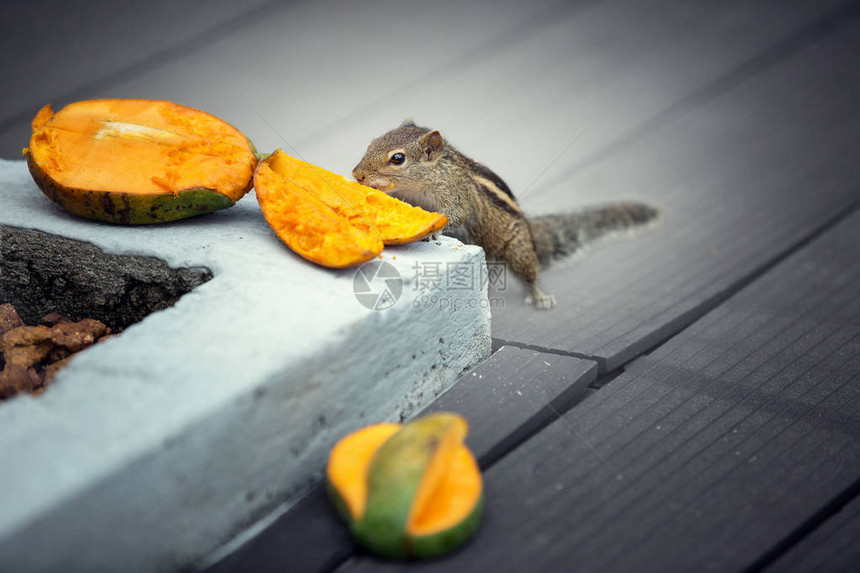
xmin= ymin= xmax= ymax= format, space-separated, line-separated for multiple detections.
xmin=352 ymin=119 xmax=447 ymax=197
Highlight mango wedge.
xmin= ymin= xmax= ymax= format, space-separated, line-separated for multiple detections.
xmin=326 ymin=413 xmax=484 ymax=559
xmin=25 ymin=99 xmax=257 ymax=224
xmin=254 ymin=150 xmax=448 ymax=268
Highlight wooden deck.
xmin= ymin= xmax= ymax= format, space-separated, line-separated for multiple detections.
xmin=3 ymin=1 xmax=859 ymax=571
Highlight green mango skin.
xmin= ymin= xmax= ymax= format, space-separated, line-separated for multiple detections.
xmin=26 ymin=152 xmax=239 ymax=225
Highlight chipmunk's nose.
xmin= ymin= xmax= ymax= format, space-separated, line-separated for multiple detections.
xmin=352 ymin=165 xmax=365 ymax=182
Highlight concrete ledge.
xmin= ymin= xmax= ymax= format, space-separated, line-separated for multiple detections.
xmin=0 ymin=159 xmax=491 ymax=572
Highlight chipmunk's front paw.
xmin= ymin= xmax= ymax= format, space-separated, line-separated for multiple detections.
xmin=526 ymin=289 xmax=556 ymax=310
xmin=534 ymin=293 xmax=557 ymax=310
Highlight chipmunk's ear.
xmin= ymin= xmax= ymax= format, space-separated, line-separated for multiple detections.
xmin=400 ymin=118 xmax=415 ymax=127
xmin=419 ymin=129 xmax=444 ymax=162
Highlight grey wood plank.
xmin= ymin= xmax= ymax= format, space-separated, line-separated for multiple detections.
xmin=0 ymin=0 xmax=275 ymax=144
xmin=766 ymin=487 xmax=860 ymax=573
xmin=300 ymin=0 xmax=851 ymax=198
xmin=338 ymin=204 xmax=860 ymax=572
xmin=201 ymin=484 xmax=353 ymax=573
xmin=0 ymin=0 xmax=566 ymax=159
xmin=420 ymin=346 xmax=598 ymax=468
xmin=6 ymin=1 xmax=845 ymax=170
xmin=491 ymin=1 xmax=860 ymax=371
xmin=203 ymin=347 xmax=596 ymax=572
xmin=271 ymin=0 xmax=851 ymax=186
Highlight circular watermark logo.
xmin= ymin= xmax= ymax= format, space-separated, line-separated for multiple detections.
xmin=353 ymin=261 xmax=403 ymax=311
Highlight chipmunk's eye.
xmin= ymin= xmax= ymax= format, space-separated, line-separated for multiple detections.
xmin=389 ymin=152 xmax=405 ymax=165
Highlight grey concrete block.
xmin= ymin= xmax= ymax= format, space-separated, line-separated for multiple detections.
xmin=0 ymin=159 xmax=491 ymax=572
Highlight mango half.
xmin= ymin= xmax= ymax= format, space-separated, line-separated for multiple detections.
xmin=254 ymin=150 xmax=448 ymax=268
xmin=326 ymin=413 xmax=484 ymax=559
xmin=25 ymin=99 xmax=257 ymax=224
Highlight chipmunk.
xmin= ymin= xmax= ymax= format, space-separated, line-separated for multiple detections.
xmin=352 ymin=120 xmax=658 ymax=309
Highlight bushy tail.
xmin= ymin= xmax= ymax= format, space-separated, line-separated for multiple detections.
xmin=529 ymin=202 xmax=658 ymax=264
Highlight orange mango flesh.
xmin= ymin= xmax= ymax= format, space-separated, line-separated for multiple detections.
xmin=326 ymin=423 xmax=401 ymax=522
xmin=261 ymin=150 xmax=448 ymax=245
xmin=409 ymin=426 xmax=480 ymax=537
xmin=405 ymin=414 xmax=468 ymax=531
xmin=27 ymin=99 xmax=256 ymax=201
xmin=254 ymin=152 xmax=384 ymax=268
